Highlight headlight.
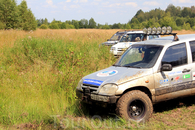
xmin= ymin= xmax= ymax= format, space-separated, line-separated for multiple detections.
xmin=76 ymin=79 xmax=83 ymax=91
xmin=99 ymin=84 xmax=118 ymax=95
xmin=110 ymin=47 xmax=116 ymax=51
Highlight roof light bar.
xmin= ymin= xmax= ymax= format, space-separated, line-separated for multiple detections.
xmin=143 ymin=26 xmax=179 ymax=41
xmin=152 ymin=27 xmax=157 ymax=34
xmin=143 ymin=26 xmax=173 ymax=35
xmin=147 ymin=27 xmax=152 ymax=34
xmin=162 ymin=26 xmax=167 ymax=34
xmin=167 ymin=26 xmax=172 ymax=34
xmin=143 ymin=28 xmax=147 ymax=34
xmin=157 ymin=27 xmax=161 ymax=34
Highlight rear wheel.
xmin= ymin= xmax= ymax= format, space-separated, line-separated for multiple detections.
xmin=116 ymin=90 xmax=153 ymax=122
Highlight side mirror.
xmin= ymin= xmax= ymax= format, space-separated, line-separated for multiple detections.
xmin=161 ymin=64 xmax=172 ymax=71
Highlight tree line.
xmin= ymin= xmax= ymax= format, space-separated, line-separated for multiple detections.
xmin=37 ymin=17 xmax=131 ymax=29
xmin=0 ymin=0 xmax=36 ymax=31
xmin=0 ymin=1 xmax=195 ymax=31
xmin=129 ymin=4 xmax=195 ymax=30
xmin=37 ymin=4 xmax=195 ymax=30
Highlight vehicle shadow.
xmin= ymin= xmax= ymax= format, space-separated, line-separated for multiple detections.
xmin=78 ymin=95 xmax=195 ymax=119
xmin=153 ymin=95 xmax=195 ymax=113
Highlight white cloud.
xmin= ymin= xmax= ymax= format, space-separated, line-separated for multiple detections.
xmin=125 ymin=2 xmax=137 ymax=7
xmin=143 ymin=1 xmax=160 ymax=6
xmin=70 ymin=4 xmax=80 ymax=8
xmin=45 ymin=0 xmax=56 ymax=8
xmin=80 ymin=0 xmax=88 ymax=2
xmin=46 ymin=0 xmax=53 ymax=5
xmin=171 ymin=0 xmax=195 ymax=4
xmin=66 ymin=0 xmax=71 ymax=2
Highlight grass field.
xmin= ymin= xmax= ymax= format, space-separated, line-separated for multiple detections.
xmin=1 ymin=29 xmax=195 ymax=129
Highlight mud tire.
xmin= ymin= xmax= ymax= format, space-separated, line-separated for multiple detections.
xmin=116 ymin=90 xmax=153 ymax=122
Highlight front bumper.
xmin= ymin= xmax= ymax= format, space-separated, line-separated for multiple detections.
xmin=110 ymin=50 xmax=124 ymax=56
xmin=76 ymin=90 xmax=119 ymax=104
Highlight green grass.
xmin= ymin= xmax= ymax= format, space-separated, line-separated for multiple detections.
xmin=0 ymin=37 xmax=116 ymax=127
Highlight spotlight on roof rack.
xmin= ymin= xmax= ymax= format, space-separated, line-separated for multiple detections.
xmin=162 ymin=26 xmax=167 ymax=34
xmin=143 ymin=28 xmax=147 ymax=34
xmin=147 ymin=27 xmax=152 ymax=34
xmin=152 ymin=27 xmax=157 ymax=34
xmin=167 ymin=26 xmax=172 ymax=34
xmin=157 ymin=27 xmax=162 ymax=34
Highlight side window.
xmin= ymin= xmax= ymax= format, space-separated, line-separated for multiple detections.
xmin=149 ymin=35 xmax=153 ymax=40
xmin=162 ymin=43 xmax=187 ymax=67
xmin=189 ymin=41 xmax=195 ymax=62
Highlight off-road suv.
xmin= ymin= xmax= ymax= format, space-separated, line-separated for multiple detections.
xmin=101 ymin=31 xmax=128 ymax=46
xmin=76 ymin=27 xmax=195 ymax=122
xmin=110 ymin=31 xmax=160 ymax=56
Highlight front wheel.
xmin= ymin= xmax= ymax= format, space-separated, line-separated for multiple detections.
xmin=116 ymin=90 xmax=153 ymax=122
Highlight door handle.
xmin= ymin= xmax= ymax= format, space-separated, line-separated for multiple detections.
xmin=182 ymin=69 xmax=191 ymax=73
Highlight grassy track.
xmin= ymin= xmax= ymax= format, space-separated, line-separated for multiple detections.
xmin=0 ymin=29 xmax=195 ymax=129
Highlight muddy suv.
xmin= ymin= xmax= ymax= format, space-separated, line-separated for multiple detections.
xmin=76 ymin=27 xmax=195 ymax=122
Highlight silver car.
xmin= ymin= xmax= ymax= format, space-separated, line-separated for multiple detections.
xmin=76 ymin=30 xmax=195 ymax=122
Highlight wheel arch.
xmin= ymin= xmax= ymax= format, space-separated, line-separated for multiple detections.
xmin=122 ymin=86 xmax=152 ymax=101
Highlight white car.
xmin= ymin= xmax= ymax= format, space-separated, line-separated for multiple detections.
xmin=110 ymin=31 xmax=160 ymax=56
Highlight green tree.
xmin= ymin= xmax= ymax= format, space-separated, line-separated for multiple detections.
xmin=182 ymin=22 xmax=191 ymax=30
xmin=18 ymin=0 xmax=36 ymax=30
xmin=101 ymin=23 xmax=110 ymax=29
xmin=0 ymin=0 xmax=19 ymax=29
xmin=79 ymin=19 xmax=88 ymax=28
xmin=71 ymin=20 xmax=79 ymax=29
xmin=88 ymin=18 xmax=96 ymax=28
xmin=61 ymin=22 xmax=66 ymax=29
xmin=176 ymin=17 xmax=184 ymax=26
xmin=49 ymin=20 xmax=59 ymax=29
xmin=160 ymin=12 xmax=177 ymax=29
xmin=44 ymin=18 xmax=48 ymax=25
xmin=0 ymin=21 xmax=5 ymax=29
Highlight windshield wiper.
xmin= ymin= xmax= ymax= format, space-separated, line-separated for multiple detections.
xmin=123 ymin=65 xmax=142 ymax=69
xmin=113 ymin=64 xmax=121 ymax=67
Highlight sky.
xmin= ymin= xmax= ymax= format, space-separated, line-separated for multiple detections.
xmin=16 ymin=0 xmax=195 ymax=25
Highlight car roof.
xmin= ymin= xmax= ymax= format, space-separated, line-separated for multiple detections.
xmin=134 ymin=34 xmax=195 ymax=46
xmin=116 ymin=30 xmax=144 ymax=35
xmin=125 ymin=31 xmax=143 ymax=34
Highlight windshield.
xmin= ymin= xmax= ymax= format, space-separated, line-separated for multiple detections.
xmin=120 ymin=33 xmax=144 ymax=42
xmin=114 ymin=45 xmax=163 ymax=68
xmin=110 ymin=33 xmax=124 ymax=41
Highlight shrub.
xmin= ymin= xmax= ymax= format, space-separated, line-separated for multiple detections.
xmin=39 ymin=24 xmax=48 ymax=29
xmin=192 ymin=26 xmax=195 ymax=31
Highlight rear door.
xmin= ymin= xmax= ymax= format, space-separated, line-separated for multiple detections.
xmin=189 ymin=41 xmax=195 ymax=94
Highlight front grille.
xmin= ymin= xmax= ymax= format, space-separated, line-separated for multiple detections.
xmin=83 ymin=84 xmax=99 ymax=88
xmin=82 ymin=84 xmax=99 ymax=93
xmin=117 ymin=48 xmax=125 ymax=51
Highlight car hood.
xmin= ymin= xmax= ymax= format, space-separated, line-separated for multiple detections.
xmin=102 ymin=41 xmax=118 ymax=45
xmin=112 ymin=42 xmax=136 ymax=48
xmin=82 ymin=66 xmax=152 ymax=86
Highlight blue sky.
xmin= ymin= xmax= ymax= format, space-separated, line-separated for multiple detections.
xmin=17 ymin=0 xmax=195 ymax=24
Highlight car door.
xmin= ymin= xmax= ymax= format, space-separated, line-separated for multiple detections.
xmin=154 ymin=42 xmax=192 ymax=102
xmin=189 ymin=40 xmax=195 ymax=94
